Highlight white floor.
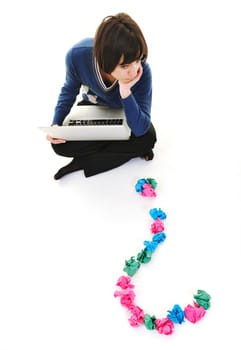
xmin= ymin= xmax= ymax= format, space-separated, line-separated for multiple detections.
xmin=1 ymin=1 xmax=241 ymax=349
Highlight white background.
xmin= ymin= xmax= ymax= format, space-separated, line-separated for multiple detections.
xmin=0 ymin=1 xmax=241 ymax=349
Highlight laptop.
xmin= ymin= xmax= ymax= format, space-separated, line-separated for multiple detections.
xmin=39 ymin=105 xmax=131 ymax=141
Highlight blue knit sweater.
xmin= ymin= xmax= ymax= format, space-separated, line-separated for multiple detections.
xmin=52 ymin=38 xmax=152 ymax=136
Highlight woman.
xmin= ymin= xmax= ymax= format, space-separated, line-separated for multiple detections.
xmin=47 ymin=12 xmax=157 ymax=179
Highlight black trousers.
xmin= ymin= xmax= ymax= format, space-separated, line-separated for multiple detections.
xmin=51 ymin=103 xmax=157 ymax=177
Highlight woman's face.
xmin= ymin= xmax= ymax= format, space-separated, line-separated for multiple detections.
xmin=110 ymin=55 xmax=142 ymax=83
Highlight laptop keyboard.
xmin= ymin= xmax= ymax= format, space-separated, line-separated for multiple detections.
xmin=68 ymin=119 xmax=124 ymax=126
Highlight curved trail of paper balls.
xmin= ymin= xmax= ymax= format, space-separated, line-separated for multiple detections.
xmin=114 ymin=178 xmax=211 ymax=336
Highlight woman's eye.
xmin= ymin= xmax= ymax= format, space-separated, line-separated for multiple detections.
xmin=120 ymin=59 xmax=141 ymax=69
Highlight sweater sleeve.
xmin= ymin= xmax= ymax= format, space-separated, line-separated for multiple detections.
xmin=121 ymin=62 xmax=152 ymax=137
xmin=52 ymin=48 xmax=82 ymax=125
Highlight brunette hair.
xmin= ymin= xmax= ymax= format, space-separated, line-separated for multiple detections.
xmin=93 ymin=13 xmax=148 ymax=73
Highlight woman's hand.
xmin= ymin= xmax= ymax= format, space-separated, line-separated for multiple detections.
xmin=46 ymin=125 xmax=66 ymax=144
xmin=119 ymin=64 xmax=143 ymax=99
